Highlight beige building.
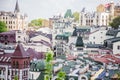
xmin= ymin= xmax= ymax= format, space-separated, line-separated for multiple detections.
xmin=97 ymin=4 xmax=105 ymax=13
xmin=0 ymin=0 xmax=28 ymax=31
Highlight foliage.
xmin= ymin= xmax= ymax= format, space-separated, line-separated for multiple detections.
xmin=44 ymin=50 xmax=54 ymax=80
xmin=14 ymin=75 xmax=18 ymax=80
xmin=117 ymin=72 xmax=120 ymax=80
xmin=109 ymin=16 xmax=120 ymax=29
xmin=57 ymin=70 xmax=66 ymax=80
xmin=73 ymin=12 xmax=80 ymax=22
xmin=0 ymin=21 xmax=7 ymax=32
xmin=28 ymin=18 xmax=43 ymax=27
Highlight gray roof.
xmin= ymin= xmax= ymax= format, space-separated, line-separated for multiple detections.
xmin=106 ymin=29 xmax=120 ymax=37
xmin=104 ymin=37 xmax=120 ymax=43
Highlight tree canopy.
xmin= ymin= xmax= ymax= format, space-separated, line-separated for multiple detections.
xmin=73 ymin=12 xmax=79 ymax=22
xmin=109 ymin=16 xmax=120 ymax=29
xmin=0 ymin=21 xmax=7 ymax=32
xmin=28 ymin=18 xmax=43 ymax=27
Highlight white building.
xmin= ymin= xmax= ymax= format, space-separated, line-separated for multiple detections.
xmin=0 ymin=0 xmax=28 ymax=31
xmin=89 ymin=27 xmax=108 ymax=44
xmin=79 ymin=11 xmax=109 ymax=26
xmin=113 ymin=41 xmax=120 ymax=54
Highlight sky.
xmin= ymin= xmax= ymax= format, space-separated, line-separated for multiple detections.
xmin=0 ymin=0 xmax=119 ymax=21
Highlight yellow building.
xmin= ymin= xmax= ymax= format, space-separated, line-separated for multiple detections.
xmin=97 ymin=4 xmax=105 ymax=13
xmin=0 ymin=0 xmax=28 ymax=31
xmin=114 ymin=5 xmax=120 ymax=17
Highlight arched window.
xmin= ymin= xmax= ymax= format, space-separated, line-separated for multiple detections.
xmin=13 ymin=61 xmax=15 ymax=68
xmin=16 ymin=61 xmax=19 ymax=68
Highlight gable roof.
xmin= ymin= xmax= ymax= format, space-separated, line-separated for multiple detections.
xmin=12 ymin=44 xmax=29 ymax=58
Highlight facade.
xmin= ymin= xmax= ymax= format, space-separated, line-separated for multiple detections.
xmin=0 ymin=44 xmax=44 ymax=80
xmin=114 ymin=4 xmax=120 ymax=17
xmin=97 ymin=4 xmax=105 ymax=13
xmin=0 ymin=44 xmax=30 ymax=80
xmin=79 ymin=11 xmax=109 ymax=26
xmin=89 ymin=27 xmax=108 ymax=44
xmin=0 ymin=30 xmax=29 ymax=45
xmin=113 ymin=41 xmax=120 ymax=54
xmin=0 ymin=0 xmax=28 ymax=31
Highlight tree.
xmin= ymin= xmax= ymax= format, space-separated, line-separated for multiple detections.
xmin=109 ymin=16 xmax=120 ymax=29
xmin=57 ymin=70 xmax=66 ymax=80
xmin=73 ymin=12 xmax=80 ymax=22
xmin=0 ymin=21 xmax=7 ymax=32
xmin=44 ymin=50 xmax=54 ymax=80
xmin=117 ymin=72 xmax=120 ymax=80
xmin=14 ymin=75 xmax=18 ymax=80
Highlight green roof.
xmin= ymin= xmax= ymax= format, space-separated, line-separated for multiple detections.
xmin=55 ymin=34 xmax=69 ymax=40
xmin=30 ymin=60 xmax=45 ymax=71
xmin=76 ymin=36 xmax=84 ymax=47
xmin=64 ymin=9 xmax=73 ymax=18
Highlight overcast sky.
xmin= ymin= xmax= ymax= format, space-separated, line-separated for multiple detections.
xmin=0 ymin=0 xmax=119 ymax=21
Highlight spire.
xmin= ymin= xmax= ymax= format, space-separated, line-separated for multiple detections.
xmin=14 ymin=0 xmax=20 ymax=13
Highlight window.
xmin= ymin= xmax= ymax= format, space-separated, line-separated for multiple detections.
xmin=13 ymin=61 xmax=15 ymax=68
xmin=0 ymin=70 xmax=1 ymax=74
xmin=93 ymin=37 xmax=95 ymax=39
xmin=16 ymin=61 xmax=19 ymax=68
xmin=118 ymin=46 xmax=120 ymax=50
xmin=8 ymin=70 xmax=10 ymax=75
xmin=18 ymin=36 xmax=20 ymax=38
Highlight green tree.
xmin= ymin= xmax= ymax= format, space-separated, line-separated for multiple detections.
xmin=44 ymin=50 xmax=54 ymax=80
xmin=14 ymin=75 xmax=18 ymax=80
xmin=28 ymin=18 xmax=43 ymax=27
xmin=57 ymin=70 xmax=66 ymax=80
xmin=117 ymin=72 xmax=120 ymax=80
xmin=0 ymin=21 xmax=7 ymax=32
xmin=109 ymin=16 xmax=120 ymax=29
xmin=73 ymin=12 xmax=80 ymax=22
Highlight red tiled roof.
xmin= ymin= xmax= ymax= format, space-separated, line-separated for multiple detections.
xmin=12 ymin=44 xmax=29 ymax=58
xmin=90 ymin=54 xmax=120 ymax=64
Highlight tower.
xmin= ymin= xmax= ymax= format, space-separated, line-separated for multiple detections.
xmin=14 ymin=0 xmax=20 ymax=14
xmin=11 ymin=44 xmax=30 ymax=80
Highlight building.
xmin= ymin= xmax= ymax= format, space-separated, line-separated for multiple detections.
xmin=114 ymin=4 xmax=120 ymax=17
xmin=0 ymin=30 xmax=29 ymax=45
xmin=89 ymin=27 xmax=108 ymax=45
xmin=79 ymin=11 xmax=109 ymax=26
xmin=97 ymin=4 xmax=105 ymax=13
xmin=0 ymin=44 xmax=44 ymax=80
xmin=0 ymin=44 xmax=30 ymax=80
xmin=0 ymin=0 xmax=28 ymax=31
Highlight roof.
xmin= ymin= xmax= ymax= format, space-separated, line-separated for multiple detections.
xmin=72 ymin=27 xmax=90 ymax=36
xmin=104 ymin=37 xmax=120 ymax=43
xmin=89 ymin=54 xmax=120 ymax=64
xmin=30 ymin=60 xmax=45 ymax=71
xmin=55 ymin=34 xmax=68 ymax=40
xmin=0 ymin=30 xmax=16 ymax=35
xmin=26 ymin=48 xmax=44 ymax=59
xmin=64 ymin=9 xmax=73 ymax=18
xmin=86 ymin=44 xmax=102 ymax=48
xmin=106 ymin=29 xmax=120 ymax=37
xmin=12 ymin=44 xmax=29 ymax=58
xmin=0 ymin=53 xmax=12 ymax=65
